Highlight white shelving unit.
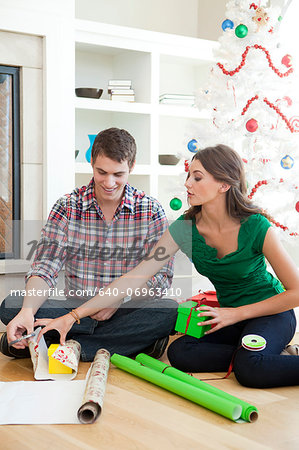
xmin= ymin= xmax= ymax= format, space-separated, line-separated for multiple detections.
xmin=75 ymin=20 xmax=216 ymax=219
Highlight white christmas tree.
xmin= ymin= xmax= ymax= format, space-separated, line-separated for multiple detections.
xmin=183 ymin=0 xmax=298 ymax=241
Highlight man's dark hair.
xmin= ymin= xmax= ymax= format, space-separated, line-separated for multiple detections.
xmin=91 ymin=127 xmax=136 ymax=169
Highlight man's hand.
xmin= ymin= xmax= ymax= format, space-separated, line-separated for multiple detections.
xmin=6 ymin=309 xmax=35 ymax=349
xmin=34 ymin=314 xmax=76 ymax=346
xmin=196 ymin=305 xmax=242 ymax=334
xmin=90 ymin=299 xmax=123 ymax=321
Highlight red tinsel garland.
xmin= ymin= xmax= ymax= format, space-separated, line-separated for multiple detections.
xmin=241 ymin=95 xmax=299 ymax=133
xmin=217 ymin=45 xmax=293 ymax=77
xmin=248 ymin=179 xmax=298 ymax=236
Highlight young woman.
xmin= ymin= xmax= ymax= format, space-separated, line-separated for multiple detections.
xmin=9 ymin=145 xmax=299 ymax=388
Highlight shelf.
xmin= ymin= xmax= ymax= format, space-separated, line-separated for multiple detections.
xmin=75 ymin=162 xmax=187 ymax=177
xmin=75 ymin=97 xmax=211 ymax=120
xmin=75 ymin=19 xmax=217 ymax=59
xmin=157 ymin=164 xmax=185 ymax=176
xmin=75 ymin=163 xmax=152 ymax=175
xmin=74 ymin=19 xmax=215 ymax=213
xmin=131 ymin=164 xmax=152 ymax=175
xmin=158 ymin=104 xmax=210 ymax=119
xmin=75 ymin=162 xmax=92 ymax=173
xmin=75 ymin=109 xmax=151 ymax=165
xmin=75 ymin=97 xmax=152 ymax=114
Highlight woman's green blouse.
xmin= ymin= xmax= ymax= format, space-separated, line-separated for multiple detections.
xmin=169 ymin=213 xmax=284 ymax=307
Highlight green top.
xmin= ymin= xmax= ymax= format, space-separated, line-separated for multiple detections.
xmin=169 ymin=213 xmax=284 ymax=308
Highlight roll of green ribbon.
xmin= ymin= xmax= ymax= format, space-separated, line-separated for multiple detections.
xmin=111 ymin=353 xmax=255 ymax=422
xmin=135 ymin=353 xmax=258 ymax=423
xmin=241 ymin=334 xmax=266 ymax=351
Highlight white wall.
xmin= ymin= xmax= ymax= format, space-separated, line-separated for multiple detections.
xmin=76 ymin=0 xmax=200 ymax=37
xmin=75 ymin=0 xmax=228 ymax=41
xmin=197 ymin=0 xmax=227 ymax=40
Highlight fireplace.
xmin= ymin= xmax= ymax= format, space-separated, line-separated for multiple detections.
xmin=0 ymin=65 xmax=20 ymax=259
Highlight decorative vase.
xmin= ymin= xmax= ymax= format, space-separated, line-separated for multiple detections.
xmin=85 ymin=134 xmax=97 ymax=163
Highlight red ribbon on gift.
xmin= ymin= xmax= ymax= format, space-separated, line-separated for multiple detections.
xmin=184 ymin=295 xmax=208 ymax=334
xmin=184 ymin=290 xmax=219 ymax=334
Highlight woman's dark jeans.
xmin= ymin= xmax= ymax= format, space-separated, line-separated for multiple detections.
xmin=168 ymin=310 xmax=298 ymax=388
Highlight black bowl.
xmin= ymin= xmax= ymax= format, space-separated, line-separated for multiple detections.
xmin=75 ymin=88 xmax=103 ymax=99
xmin=159 ymin=154 xmax=180 ymax=165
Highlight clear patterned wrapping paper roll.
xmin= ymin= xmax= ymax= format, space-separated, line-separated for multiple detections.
xmin=77 ymin=348 xmax=110 ymax=424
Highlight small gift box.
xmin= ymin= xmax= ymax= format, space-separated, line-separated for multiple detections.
xmin=187 ymin=290 xmax=219 ymax=308
xmin=48 ymin=344 xmax=72 ymax=374
xmin=175 ymin=300 xmax=211 ymax=338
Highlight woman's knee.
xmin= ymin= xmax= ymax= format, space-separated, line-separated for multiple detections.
xmin=233 ymin=352 xmax=265 ymax=388
xmin=167 ymin=336 xmax=196 ymax=372
xmin=167 ymin=339 xmax=183 ymax=369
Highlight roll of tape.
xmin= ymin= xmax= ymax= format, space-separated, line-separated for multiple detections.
xmin=241 ymin=334 xmax=266 ymax=351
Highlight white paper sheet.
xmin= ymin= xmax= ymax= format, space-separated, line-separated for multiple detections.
xmin=0 ymin=380 xmax=86 ymax=424
xmin=0 ymin=348 xmax=110 ymax=425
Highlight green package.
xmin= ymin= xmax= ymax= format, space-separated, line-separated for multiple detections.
xmin=111 ymin=353 xmax=245 ymax=422
xmin=135 ymin=353 xmax=258 ymax=423
xmin=175 ymin=300 xmax=211 ymax=338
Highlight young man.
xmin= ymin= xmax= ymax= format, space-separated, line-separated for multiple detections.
xmin=0 ymin=128 xmax=177 ymax=361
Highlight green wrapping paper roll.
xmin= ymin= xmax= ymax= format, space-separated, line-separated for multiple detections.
xmin=135 ymin=353 xmax=258 ymax=423
xmin=111 ymin=353 xmax=242 ymax=422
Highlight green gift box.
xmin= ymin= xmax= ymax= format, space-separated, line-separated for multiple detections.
xmin=175 ymin=300 xmax=211 ymax=338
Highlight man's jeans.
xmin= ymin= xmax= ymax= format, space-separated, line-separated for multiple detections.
xmin=0 ymin=295 xmax=178 ymax=361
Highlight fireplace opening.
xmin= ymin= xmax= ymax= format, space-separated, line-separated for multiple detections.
xmin=0 ymin=65 xmax=20 ymax=259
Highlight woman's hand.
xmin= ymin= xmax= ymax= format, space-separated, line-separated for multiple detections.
xmin=34 ymin=314 xmax=76 ymax=345
xmin=90 ymin=299 xmax=123 ymax=321
xmin=6 ymin=309 xmax=35 ymax=349
xmin=196 ymin=305 xmax=241 ymax=334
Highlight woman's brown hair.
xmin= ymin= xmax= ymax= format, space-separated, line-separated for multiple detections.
xmin=184 ymin=144 xmax=270 ymax=221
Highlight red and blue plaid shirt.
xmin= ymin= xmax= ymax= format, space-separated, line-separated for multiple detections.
xmin=26 ymin=179 xmax=174 ymax=300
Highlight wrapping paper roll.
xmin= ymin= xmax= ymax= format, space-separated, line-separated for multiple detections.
xmin=111 ymin=354 xmax=243 ymax=422
xmin=135 ymin=353 xmax=258 ymax=423
xmin=77 ymin=348 xmax=110 ymax=424
xmin=28 ymin=328 xmax=81 ymax=381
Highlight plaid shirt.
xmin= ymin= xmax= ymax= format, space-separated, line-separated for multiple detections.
xmin=26 ymin=180 xmax=174 ymax=299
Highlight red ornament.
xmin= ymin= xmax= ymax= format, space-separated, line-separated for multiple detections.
xmin=283 ymin=96 xmax=292 ymax=106
xmin=246 ymin=118 xmax=258 ymax=132
xmin=281 ymin=54 xmax=292 ymax=68
xmin=184 ymin=160 xmax=190 ymax=172
xmin=296 ymin=202 xmax=299 ymax=213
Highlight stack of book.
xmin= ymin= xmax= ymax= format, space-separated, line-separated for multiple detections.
xmin=108 ymin=80 xmax=135 ymax=102
xmin=159 ymin=93 xmax=195 ymax=106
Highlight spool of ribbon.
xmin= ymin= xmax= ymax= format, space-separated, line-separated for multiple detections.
xmin=241 ymin=334 xmax=267 ymax=351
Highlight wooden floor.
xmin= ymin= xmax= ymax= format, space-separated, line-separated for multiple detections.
xmin=1 ymin=335 xmax=299 ymax=450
